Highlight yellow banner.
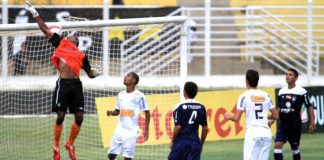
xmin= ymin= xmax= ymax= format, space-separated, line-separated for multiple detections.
xmin=95 ymin=93 xmax=179 ymax=147
xmin=123 ymin=0 xmax=176 ymax=6
xmin=95 ymin=88 xmax=276 ymax=147
xmin=195 ymin=89 xmax=276 ymax=141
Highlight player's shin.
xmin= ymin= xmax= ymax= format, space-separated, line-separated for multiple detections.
xmin=67 ymin=122 xmax=81 ymax=145
xmin=54 ymin=124 xmax=63 ymax=148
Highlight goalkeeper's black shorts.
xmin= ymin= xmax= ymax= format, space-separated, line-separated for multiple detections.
xmin=52 ymin=77 xmax=85 ymax=113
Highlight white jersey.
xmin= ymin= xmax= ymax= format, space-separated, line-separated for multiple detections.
xmin=238 ymin=89 xmax=275 ymax=160
xmin=237 ymin=89 xmax=274 ymax=137
xmin=114 ymin=89 xmax=149 ymax=137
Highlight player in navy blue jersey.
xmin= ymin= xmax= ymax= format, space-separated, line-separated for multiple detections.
xmin=168 ymin=82 xmax=208 ymax=160
xmin=273 ymin=68 xmax=316 ymax=160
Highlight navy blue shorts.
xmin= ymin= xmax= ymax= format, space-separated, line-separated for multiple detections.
xmin=168 ymin=139 xmax=201 ymax=160
xmin=274 ymin=123 xmax=301 ymax=148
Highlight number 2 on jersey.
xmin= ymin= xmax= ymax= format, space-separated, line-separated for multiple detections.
xmin=254 ymin=103 xmax=263 ymax=119
xmin=188 ymin=110 xmax=197 ymax=124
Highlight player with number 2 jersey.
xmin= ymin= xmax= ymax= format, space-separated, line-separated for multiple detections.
xmin=224 ymin=70 xmax=278 ymax=160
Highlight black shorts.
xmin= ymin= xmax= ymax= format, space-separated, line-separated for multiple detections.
xmin=274 ymin=122 xmax=301 ymax=147
xmin=52 ymin=78 xmax=85 ymax=113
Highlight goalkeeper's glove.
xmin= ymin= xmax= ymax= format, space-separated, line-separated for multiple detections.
xmin=93 ymin=65 xmax=102 ymax=77
xmin=25 ymin=1 xmax=39 ymax=18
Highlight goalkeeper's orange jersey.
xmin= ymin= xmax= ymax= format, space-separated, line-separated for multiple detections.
xmin=51 ymin=39 xmax=85 ymax=77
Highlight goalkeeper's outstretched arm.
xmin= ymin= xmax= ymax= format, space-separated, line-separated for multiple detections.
xmin=25 ymin=1 xmax=54 ymax=40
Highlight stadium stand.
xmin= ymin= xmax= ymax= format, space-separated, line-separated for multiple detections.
xmin=8 ymin=0 xmax=176 ymax=6
xmin=5 ymin=0 xmax=324 ymax=75
xmin=230 ymin=0 xmax=324 ymax=75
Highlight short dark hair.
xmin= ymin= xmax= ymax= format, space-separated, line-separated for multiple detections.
xmin=287 ymin=68 xmax=298 ymax=77
xmin=246 ymin=69 xmax=259 ymax=87
xmin=129 ymin=72 xmax=139 ymax=85
xmin=184 ymin=81 xmax=198 ymax=99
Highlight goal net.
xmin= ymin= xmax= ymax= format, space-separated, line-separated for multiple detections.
xmin=0 ymin=16 xmax=187 ymax=160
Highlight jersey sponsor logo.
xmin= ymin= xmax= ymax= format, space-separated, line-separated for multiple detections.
xmin=186 ymin=105 xmax=201 ymax=109
xmin=280 ymin=108 xmax=295 ymax=113
xmin=251 ymin=95 xmax=265 ymax=102
xmin=182 ymin=105 xmax=188 ymax=109
xmin=120 ymin=109 xmax=135 ymax=117
xmin=281 ymin=101 xmax=295 ymax=113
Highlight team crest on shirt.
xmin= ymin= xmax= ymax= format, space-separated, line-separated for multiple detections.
xmin=285 ymin=102 xmax=291 ymax=108
xmin=182 ymin=105 xmax=188 ymax=109
xmin=131 ymin=98 xmax=138 ymax=104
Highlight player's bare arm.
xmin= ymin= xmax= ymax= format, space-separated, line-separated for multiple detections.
xmin=200 ymin=125 xmax=208 ymax=151
xmin=144 ymin=110 xmax=150 ymax=141
xmin=107 ymin=109 xmax=120 ymax=116
xmin=308 ymin=105 xmax=316 ymax=133
xmin=169 ymin=125 xmax=182 ymax=149
xmin=25 ymin=1 xmax=53 ymax=40
xmin=268 ymin=108 xmax=279 ymax=120
xmin=268 ymin=108 xmax=279 ymax=127
xmin=224 ymin=107 xmax=244 ymax=122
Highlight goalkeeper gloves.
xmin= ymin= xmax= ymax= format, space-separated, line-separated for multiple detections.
xmin=25 ymin=1 xmax=39 ymax=18
xmin=93 ymin=65 xmax=102 ymax=77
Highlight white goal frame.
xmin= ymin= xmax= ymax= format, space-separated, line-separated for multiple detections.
xmin=0 ymin=16 xmax=188 ymax=159
xmin=0 ymin=16 xmax=188 ymax=94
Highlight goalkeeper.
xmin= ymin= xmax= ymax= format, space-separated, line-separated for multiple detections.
xmin=25 ymin=1 xmax=101 ymax=160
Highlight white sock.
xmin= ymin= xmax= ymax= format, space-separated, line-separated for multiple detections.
xmin=292 ymin=150 xmax=300 ymax=155
xmin=274 ymin=149 xmax=283 ymax=153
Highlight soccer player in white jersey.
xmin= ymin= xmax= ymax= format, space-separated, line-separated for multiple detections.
xmin=106 ymin=72 xmax=150 ymax=160
xmin=224 ymin=69 xmax=278 ymax=160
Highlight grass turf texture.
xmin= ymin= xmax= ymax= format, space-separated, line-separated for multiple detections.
xmin=0 ymin=116 xmax=323 ymax=160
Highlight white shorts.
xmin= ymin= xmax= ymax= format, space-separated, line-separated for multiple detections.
xmin=107 ymin=134 xmax=138 ymax=158
xmin=244 ymin=135 xmax=272 ymax=160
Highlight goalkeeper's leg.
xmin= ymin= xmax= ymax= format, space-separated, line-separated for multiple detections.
xmin=65 ymin=112 xmax=83 ymax=160
xmin=53 ymin=111 xmax=65 ymax=160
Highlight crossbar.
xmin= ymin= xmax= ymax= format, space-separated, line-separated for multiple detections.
xmin=0 ymin=16 xmax=187 ymax=31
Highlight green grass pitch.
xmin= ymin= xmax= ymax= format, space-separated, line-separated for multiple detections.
xmin=0 ymin=116 xmax=323 ymax=160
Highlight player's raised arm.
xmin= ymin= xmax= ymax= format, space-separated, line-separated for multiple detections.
xmin=25 ymin=1 xmax=53 ymax=39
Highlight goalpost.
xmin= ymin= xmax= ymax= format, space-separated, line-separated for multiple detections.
xmin=0 ymin=16 xmax=187 ymax=160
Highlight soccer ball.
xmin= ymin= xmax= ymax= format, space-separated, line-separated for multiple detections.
xmin=49 ymin=24 xmax=62 ymax=36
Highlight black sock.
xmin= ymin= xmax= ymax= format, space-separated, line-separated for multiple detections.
xmin=274 ymin=153 xmax=283 ymax=160
xmin=293 ymin=152 xmax=300 ymax=160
